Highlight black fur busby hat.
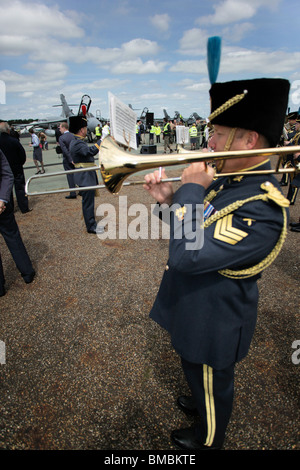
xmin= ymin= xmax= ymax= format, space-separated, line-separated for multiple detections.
xmin=209 ymin=78 xmax=290 ymax=147
xmin=69 ymin=115 xmax=87 ymax=134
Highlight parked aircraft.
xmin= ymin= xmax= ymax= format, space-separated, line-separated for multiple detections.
xmin=174 ymin=111 xmax=204 ymax=126
xmin=16 ymin=94 xmax=101 ymax=141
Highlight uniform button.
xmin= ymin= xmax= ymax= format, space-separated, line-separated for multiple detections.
xmin=165 ymin=265 xmax=169 ymax=271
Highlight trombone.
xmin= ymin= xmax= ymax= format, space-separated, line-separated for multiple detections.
xmin=25 ymin=136 xmax=300 ymax=196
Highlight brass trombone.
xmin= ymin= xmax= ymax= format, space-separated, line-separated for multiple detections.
xmin=25 ymin=136 xmax=300 ymax=196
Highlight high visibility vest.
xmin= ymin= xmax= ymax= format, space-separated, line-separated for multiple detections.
xmin=95 ymin=125 xmax=101 ymax=137
xmin=136 ymin=124 xmax=139 ymax=134
xmin=155 ymin=126 xmax=161 ymax=135
xmin=150 ymin=125 xmax=155 ymax=134
xmin=163 ymin=123 xmax=170 ymax=135
xmin=189 ymin=125 xmax=197 ymax=137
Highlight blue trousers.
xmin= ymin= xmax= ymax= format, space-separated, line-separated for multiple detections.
xmin=63 ymin=160 xmax=77 ymax=198
xmin=181 ymin=357 xmax=235 ymax=448
xmin=81 ymin=189 xmax=96 ymax=231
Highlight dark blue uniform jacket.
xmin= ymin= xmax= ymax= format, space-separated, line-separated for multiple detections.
xmin=150 ymin=160 xmax=289 ymax=370
xmin=69 ymin=136 xmax=100 ymax=188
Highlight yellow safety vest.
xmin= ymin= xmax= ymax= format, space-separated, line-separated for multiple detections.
xmin=189 ymin=126 xmax=197 ymax=137
xmin=163 ymin=123 xmax=170 ymax=135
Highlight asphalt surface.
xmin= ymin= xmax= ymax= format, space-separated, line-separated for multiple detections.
xmin=0 ymin=136 xmax=299 ymax=452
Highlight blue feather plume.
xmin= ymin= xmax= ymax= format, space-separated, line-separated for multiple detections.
xmin=207 ymin=36 xmax=222 ymax=85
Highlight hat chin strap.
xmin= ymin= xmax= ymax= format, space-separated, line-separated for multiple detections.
xmin=216 ymin=127 xmax=237 ymax=172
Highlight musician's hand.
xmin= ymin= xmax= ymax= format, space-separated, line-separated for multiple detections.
xmin=143 ymin=168 xmax=174 ymax=205
xmin=0 ymin=201 xmax=6 ymax=215
xmin=181 ymin=162 xmax=215 ymax=189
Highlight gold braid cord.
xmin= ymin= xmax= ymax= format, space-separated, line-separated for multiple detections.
xmin=208 ymin=91 xmax=248 ymax=123
xmin=204 ymin=184 xmax=289 ymax=279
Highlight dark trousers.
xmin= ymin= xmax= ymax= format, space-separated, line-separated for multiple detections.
xmin=0 ymin=203 xmax=34 ymax=293
xmin=280 ymin=154 xmax=294 ymax=185
xmin=81 ymin=189 xmax=96 ymax=231
xmin=12 ymin=171 xmax=29 ymax=213
xmin=63 ymin=160 xmax=77 ymax=197
xmin=181 ymin=357 xmax=235 ymax=448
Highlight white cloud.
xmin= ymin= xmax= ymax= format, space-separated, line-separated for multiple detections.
xmin=178 ymin=29 xmax=207 ymax=55
xmin=222 ymin=22 xmax=255 ymax=42
xmin=25 ymin=62 xmax=69 ymax=79
xmin=0 ymin=64 xmax=66 ymax=94
xmin=221 ymin=48 xmax=300 ymax=74
xmin=150 ymin=14 xmax=171 ymax=32
xmin=111 ymin=59 xmax=167 ymax=74
xmin=140 ymin=93 xmax=167 ymax=100
xmin=169 ymin=60 xmax=206 ymax=74
xmin=197 ymin=0 xmax=281 ymax=26
xmin=121 ymin=38 xmax=160 ymax=57
xmin=183 ymin=82 xmax=209 ymax=92
xmin=0 ymin=0 xmax=84 ymax=38
xmin=170 ymin=47 xmax=300 ymax=76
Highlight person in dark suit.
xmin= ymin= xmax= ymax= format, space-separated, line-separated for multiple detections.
xmin=280 ymin=111 xmax=298 ymax=186
xmin=144 ymin=78 xmax=290 ymax=450
xmin=69 ymin=115 xmax=104 ymax=234
xmin=0 ymin=121 xmax=31 ymax=213
xmin=0 ymin=150 xmax=35 ymax=296
xmin=58 ymin=122 xmax=76 ymax=199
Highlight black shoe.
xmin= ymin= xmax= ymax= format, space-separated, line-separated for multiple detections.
xmin=87 ymin=226 xmax=105 ymax=234
xmin=279 ymin=182 xmax=287 ymax=186
xmin=65 ymin=195 xmax=77 ymax=199
xmin=290 ymin=222 xmax=300 ymax=227
xmin=171 ymin=427 xmax=221 ymax=451
xmin=177 ymin=396 xmax=198 ymax=416
xmin=23 ymin=270 xmax=35 ymax=284
xmin=21 ymin=208 xmax=32 ymax=213
xmin=291 ymin=225 xmax=300 ymax=232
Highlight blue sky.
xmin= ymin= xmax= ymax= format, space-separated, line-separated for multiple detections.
xmin=1 ymin=0 xmax=300 ymax=121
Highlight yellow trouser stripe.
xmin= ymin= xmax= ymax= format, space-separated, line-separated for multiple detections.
xmin=291 ymin=187 xmax=298 ymax=204
xmin=203 ymin=365 xmax=216 ymax=447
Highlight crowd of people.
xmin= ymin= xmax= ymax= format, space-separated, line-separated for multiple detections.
xmin=134 ymin=117 xmax=208 ymax=153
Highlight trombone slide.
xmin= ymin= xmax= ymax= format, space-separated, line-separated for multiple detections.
xmin=25 ymin=136 xmax=300 ymax=196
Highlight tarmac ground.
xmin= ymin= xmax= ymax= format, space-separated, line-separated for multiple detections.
xmin=0 ymin=134 xmax=299 ymax=454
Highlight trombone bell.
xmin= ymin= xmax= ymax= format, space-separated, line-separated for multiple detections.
xmin=99 ymin=137 xmax=188 ymax=194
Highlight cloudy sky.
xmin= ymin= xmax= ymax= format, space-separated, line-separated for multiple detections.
xmin=1 ymin=0 xmax=300 ymax=122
